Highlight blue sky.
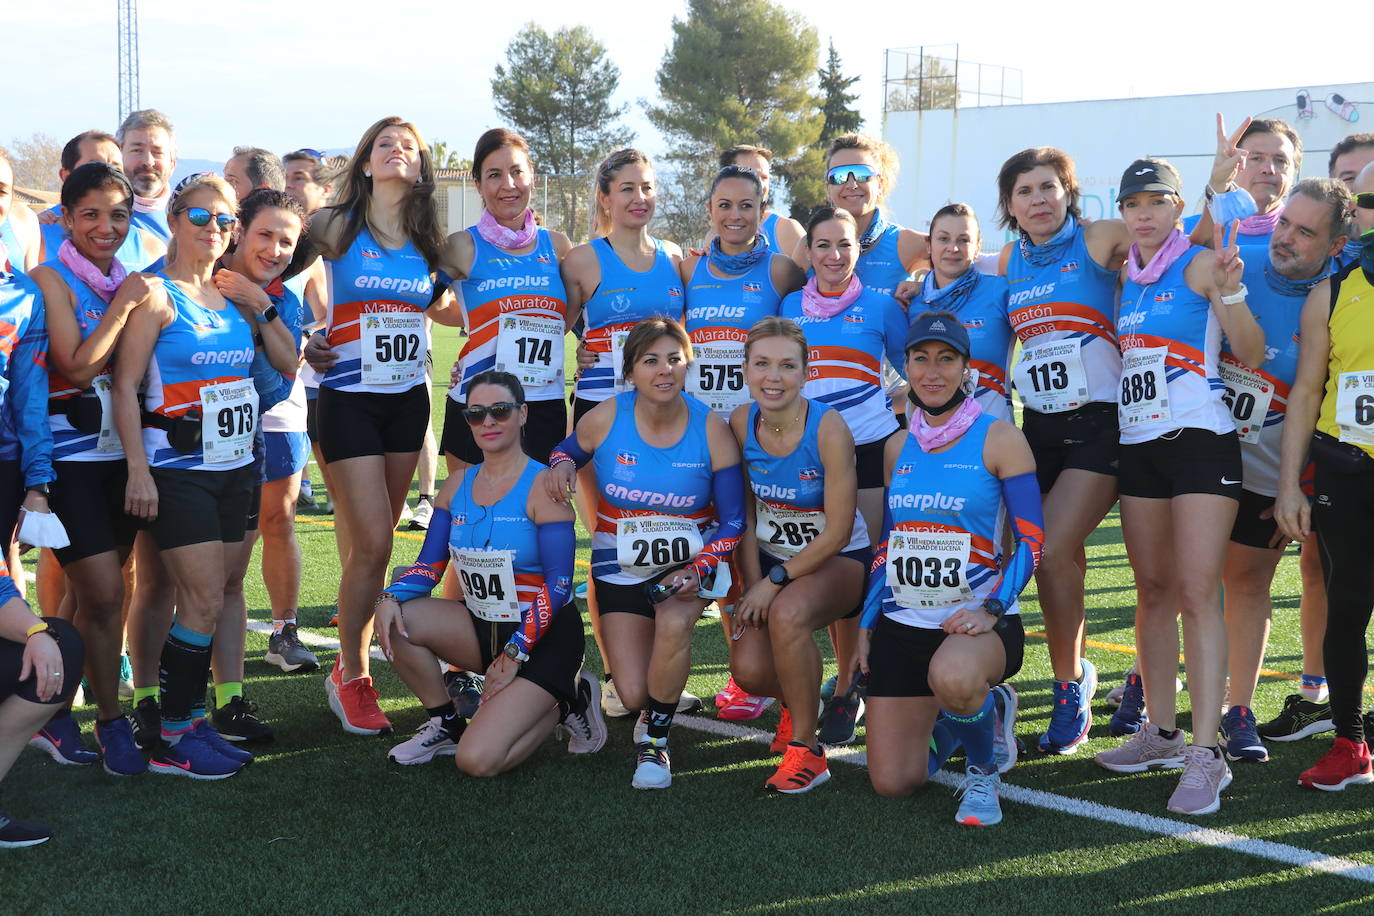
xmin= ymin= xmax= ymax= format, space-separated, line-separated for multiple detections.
xmin=7 ymin=0 xmax=1370 ymax=166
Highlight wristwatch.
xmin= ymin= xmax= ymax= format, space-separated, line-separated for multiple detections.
xmin=27 ymin=483 xmax=50 ymax=498
xmin=980 ymin=598 xmax=1006 ymax=620
xmin=257 ymin=304 xmax=280 ymax=324
xmin=768 ymin=565 xmax=792 ymax=587
xmin=503 ymin=643 xmax=529 ymax=664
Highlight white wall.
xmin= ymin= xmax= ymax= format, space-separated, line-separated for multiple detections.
xmin=883 ymin=82 xmax=1374 ymax=250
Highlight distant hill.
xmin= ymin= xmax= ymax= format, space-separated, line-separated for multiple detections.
xmin=172 ymin=149 xmax=352 ymax=184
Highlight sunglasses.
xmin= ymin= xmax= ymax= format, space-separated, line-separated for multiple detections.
xmin=180 ymin=207 xmax=237 ymax=231
xmin=826 ymin=163 xmax=879 ymax=186
xmin=463 ymin=402 xmax=519 ymax=424
xmin=1356 ymin=191 xmax=1374 ymax=210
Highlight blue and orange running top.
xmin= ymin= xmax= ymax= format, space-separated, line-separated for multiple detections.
xmin=575 ymin=238 xmax=682 ymax=403
xmin=917 ymin=269 xmax=1016 ymax=422
xmin=0 ymin=267 xmax=54 ymax=486
xmin=322 ymin=227 xmax=433 ymax=394
xmin=141 ymin=274 xmax=257 ymax=471
xmin=453 ymin=226 xmax=567 ymax=404
xmin=779 ymin=285 xmax=907 ymax=446
xmin=45 ymin=259 xmax=124 ymax=462
xmin=683 ymin=255 xmax=782 ymax=416
xmin=743 ymin=399 xmax=868 ymax=561
xmin=1117 ymin=246 xmax=1233 ymax=444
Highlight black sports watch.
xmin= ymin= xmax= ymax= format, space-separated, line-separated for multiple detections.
xmin=768 ymin=565 xmax=792 ymax=587
xmin=257 ymin=304 xmax=280 ymax=324
xmin=27 ymin=483 xmax=50 ymax=498
xmin=980 ymin=598 xmax=1006 ymax=620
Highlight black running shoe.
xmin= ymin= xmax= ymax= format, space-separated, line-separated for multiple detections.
xmin=131 ymin=696 xmax=162 ymax=751
xmin=211 ymin=696 xmax=275 ymax=743
xmin=0 ymin=813 xmax=51 ymax=848
xmin=1258 ymin=694 xmax=1334 ymax=742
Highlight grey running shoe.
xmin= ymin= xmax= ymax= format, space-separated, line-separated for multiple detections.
xmin=388 ymin=717 xmax=460 ymax=765
xmin=445 ymin=671 xmax=485 ymax=719
xmin=1095 ymin=725 xmax=1186 ymax=773
xmin=562 ymin=670 xmax=608 ymax=754
xmin=1167 ymin=745 xmax=1232 ymax=815
xmin=265 ymin=623 xmax=320 ymax=673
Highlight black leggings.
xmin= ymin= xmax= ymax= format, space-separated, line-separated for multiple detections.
xmin=0 ymin=618 xmax=84 ymax=705
xmin=1313 ymin=459 xmax=1374 ymax=742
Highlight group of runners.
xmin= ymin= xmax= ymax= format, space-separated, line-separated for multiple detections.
xmin=3 ymin=105 xmax=1374 ymax=847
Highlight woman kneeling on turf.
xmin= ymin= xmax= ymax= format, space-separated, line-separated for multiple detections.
xmin=728 ymin=317 xmax=868 ymax=792
xmin=860 ymin=312 xmax=1043 ymax=826
xmin=374 ymin=370 xmax=605 ymax=772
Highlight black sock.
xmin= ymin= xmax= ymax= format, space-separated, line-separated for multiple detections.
xmin=603 ymin=673 xmax=613 ymax=684
xmin=1157 ymin=725 xmax=1179 ymax=739
xmin=646 ymin=696 xmax=676 ymax=741
xmin=158 ymin=624 xmax=212 ymax=728
xmin=426 ymin=701 xmax=464 ymax=737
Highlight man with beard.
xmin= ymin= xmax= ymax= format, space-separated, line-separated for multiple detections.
xmin=116 ymin=110 xmax=177 ymax=242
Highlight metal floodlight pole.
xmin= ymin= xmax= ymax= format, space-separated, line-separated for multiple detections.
xmin=117 ymin=0 xmax=140 ymax=124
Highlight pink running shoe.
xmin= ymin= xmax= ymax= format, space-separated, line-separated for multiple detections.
xmin=716 ymin=677 xmax=774 ymax=721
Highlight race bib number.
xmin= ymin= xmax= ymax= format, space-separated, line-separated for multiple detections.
xmin=1219 ymin=358 xmax=1274 ymax=444
xmin=687 ymin=341 xmax=747 ymax=414
xmin=361 ymin=312 xmax=425 ymax=385
xmin=93 ymin=374 xmax=119 ymax=452
xmin=611 ymin=329 xmax=632 ymax=393
xmin=886 ymin=530 xmax=973 ymax=609
xmin=1335 ymin=371 xmax=1374 ymax=446
xmin=616 ymin=515 xmax=703 ymax=579
xmin=755 ymin=501 xmax=825 ymax=560
xmin=495 ymin=315 xmax=562 ymax=386
xmin=1118 ymin=347 xmax=1171 ymax=428
xmin=199 ymin=379 xmax=257 ymax=465
xmin=450 ymin=547 xmax=521 ymax=622
xmin=1014 ymin=338 xmax=1089 ymax=413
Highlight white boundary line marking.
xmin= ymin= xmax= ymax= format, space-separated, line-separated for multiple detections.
xmin=252 ymin=622 xmax=1374 ymax=885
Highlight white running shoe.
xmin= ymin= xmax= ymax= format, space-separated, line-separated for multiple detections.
xmin=408 ymin=497 xmax=433 ymax=531
xmin=388 ymin=717 xmax=459 ymax=765
xmin=563 ymin=670 xmax=608 ymax=754
xmin=396 ymin=501 xmax=415 ymax=529
xmin=632 ymin=737 xmax=672 ymax=789
xmin=601 ymin=678 xmax=631 ymax=718
xmin=633 ymin=709 xmax=649 ymax=745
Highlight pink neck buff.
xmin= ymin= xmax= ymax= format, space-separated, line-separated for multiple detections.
xmin=1126 ymin=227 xmax=1192 ymax=285
xmin=134 ymin=186 xmax=170 ymax=214
xmin=913 ymin=395 xmax=982 ymax=452
xmin=476 ymin=207 xmax=537 ymax=250
xmin=801 ymin=273 xmax=863 ymax=319
xmin=1240 ymin=200 xmax=1283 ymax=236
xmin=58 ymin=241 xmax=127 ymax=303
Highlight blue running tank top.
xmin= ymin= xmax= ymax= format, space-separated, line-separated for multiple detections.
xmin=1217 ymin=246 xmax=1309 ymax=496
xmin=743 ymin=399 xmax=868 ymax=560
xmin=590 ymin=391 xmax=717 ymax=584
xmin=39 ymin=207 xmax=160 ymax=271
xmin=0 ymin=217 xmax=28 ymax=275
xmin=130 ymin=208 xmax=170 ymax=242
xmin=683 ymin=254 xmax=781 ymax=415
xmin=454 ymin=227 xmax=567 ymax=404
xmin=778 ymin=285 xmax=908 ymax=446
xmin=1006 ymin=221 xmax=1121 ymax=413
xmin=761 ymin=212 xmax=783 ymax=255
xmin=447 ymin=457 xmax=547 ymax=619
xmin=878 ymin=414 xmax=1010 ymax=629
xmin=856 ymin=220 xmax=912 ymax=301
xmin=917 ymin=270 xmax=1016 ymax=423
xmin=1183 ymin=212 xmax=1272 ymax=250
xmin=45 ymin=259 xmax=125 ymax=462
xmin=575 ymin=238 xmax=683 ymax=403
xmin=1117 ymin=246 xmax=1232 ymax=444
xmin=141 ymin=273 xmax=257 ymax=471
xmin=322 ymin=227 xmax=434 ymax=394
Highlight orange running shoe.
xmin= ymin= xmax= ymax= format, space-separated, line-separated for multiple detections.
xmin=765 ymin=742 xmax=830 ymax=793
xmin=329 ymin=672 xmax=393 ymax=736
xmin=769 ymin=706 xmax=794 ymax=754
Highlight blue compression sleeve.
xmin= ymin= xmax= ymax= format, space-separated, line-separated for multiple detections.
xmin=691 ymin=463 xmax=745 ymax=579
xmin=549 ymin=431 xmax=593 ymax=469
xmin=859 ymin=498 xmax=894 ymax=630
xmin=510 ymin=520 xmax=576 ymax=655
xmin=385 ymin=506 xmax=453 ymax=603
xmin=13 ymin=281 xmax=54 ymax=487
xmin=988 ymin=471 xmax=1044 ymax=607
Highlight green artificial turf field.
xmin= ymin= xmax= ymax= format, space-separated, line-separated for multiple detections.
xmin=5 ymin=326 xmax=1374 ymax=914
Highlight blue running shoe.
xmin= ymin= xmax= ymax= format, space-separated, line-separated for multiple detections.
xmin=1109 ymin=672 xmax=1147 ymax=737
xmin=1039 ymin=659 xmax=1096 ymax=754
xmin=29 ymin=712 xmax=100 ymax=765
xmin=193 ymin=721 xmax=254 ymax=766
xmin=1221 ymin=705 xmax=1269 ymax=763
xmin=95 ymin=717 xmax=147 ymax=776
xmin=954 ymin=764 xmax=1003 ymax=826
xmin=149 ymin=732 xmax=243 ymax=779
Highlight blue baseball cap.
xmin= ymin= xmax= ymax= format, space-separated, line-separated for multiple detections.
xmin=905 ymin=312 xmax=971 ymax=358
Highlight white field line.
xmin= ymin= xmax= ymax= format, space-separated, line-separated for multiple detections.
xmin=251 ymin=621 xmax=1374 ymax=885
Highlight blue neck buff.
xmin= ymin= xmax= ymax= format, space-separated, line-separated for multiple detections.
xmin=1018 ymin=214 xmax=1077 ymax=268
xmin=859 ymin=209 xmax=891 ymax=253
xmin=1264 ymin=259 xmax=1329 ymax=299
xmin=708 ymin=234 xmax=769 ymax=275
xmin=920 ymin=266 xmax=978 ymax=311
